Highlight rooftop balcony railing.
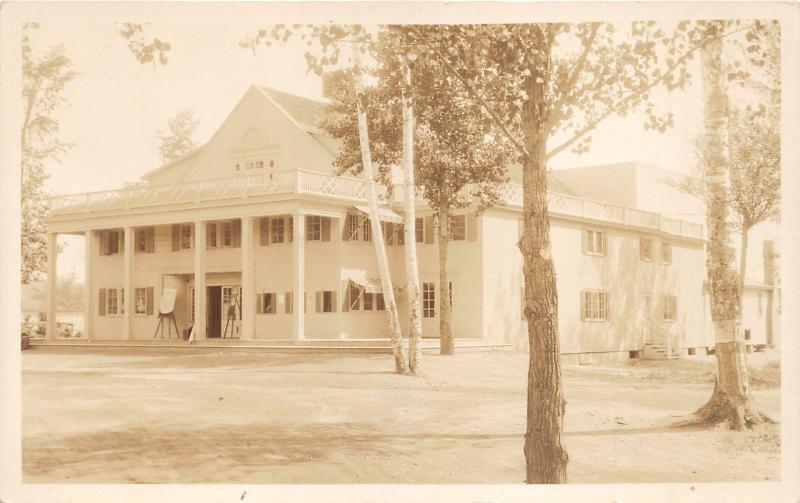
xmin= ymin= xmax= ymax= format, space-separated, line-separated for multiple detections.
xmin=50 ymin=169 xmax=703 ymax=240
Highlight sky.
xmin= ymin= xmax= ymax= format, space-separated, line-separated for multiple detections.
xmin=30 ymin=21 xmax=713 ymax=280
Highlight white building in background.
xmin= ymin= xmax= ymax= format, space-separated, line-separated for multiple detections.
xmin=42 ymin=85 xmax=775 ymax=359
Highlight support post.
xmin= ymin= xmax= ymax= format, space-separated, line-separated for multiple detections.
xmin=193 ymin=221 xmax=206 ymax=340
xmin=123 ymin=226 xmax=133 ymax=340
xmin=46 ymin=232 xmax=57 ymax=340
xmin=292 ymin=211 xmax=305 ymax=340
xmin=241 ymin=216 xmax=255 ymax=339
xmin=84 ymin=229 xmax=94 ymax=340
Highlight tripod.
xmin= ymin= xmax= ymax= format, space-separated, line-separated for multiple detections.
xmin=222 ymin=293 xmax=241 ymax=339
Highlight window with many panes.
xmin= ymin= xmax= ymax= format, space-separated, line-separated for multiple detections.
xmin=306 ymin=216 xmax=322 ymax=241
xmin=180 ymin=224 xmax=192 ymax=250
xmin=362 ymin=217 xmax=372 ymax=242
xmin=661 ymin=242 xmax=672 ymax=264
xmin=271 ymin=217 xmax=285 ymax=244
xmin=347 ymin=214 xmax=360 ymax=240
xmin=584 ymin=229 xmax=606 ymax=256
xmin=102 ymin=230 xmax=121 ymax=255
xmin=221 ymin=221 xmax=233 ymax=247
xmin=581 ymin=290 xmax=608 ymax=321
xmin=415 ymin=217 xmax=424 ymax=243
xmin=135 ymin=288 xmax=147 ymax=315
xmin=107 ymin=288 xmax=119 ymax=315
xmin=423 ymin=282 xmax=435 ymax=318
xmin=662 ymin=294 xmax=677 ymax=321
xmin=640 ymin=237 xmax=653 ymax=261
xmin=135 ymin=229 xmax=147 ymax=252
xmin=450 ymin=214 xmax=466 ymax=241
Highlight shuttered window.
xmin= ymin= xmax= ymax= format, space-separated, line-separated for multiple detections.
xmin=450 ymin=214 xmax=466 ymax=241
xmin=415 ymin=217 xmax=424 ymax=243
xmin=662 ymin=295 xmax=677 ymax=321
xmin=661 ymin=242 xmax=672 ymax=264
xmin=640 ymin=237 xmax=653 ymax=261
xmin=315 ymin=290 xmax=337 ymax=313
xmin=583 ymin=229 xmax=607 ymax=256
xmin=271 ymin=217 xmax=285 ymax=244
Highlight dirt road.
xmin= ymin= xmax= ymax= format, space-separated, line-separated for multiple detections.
xmin=21 ymin=349 xmax=780 ymax=483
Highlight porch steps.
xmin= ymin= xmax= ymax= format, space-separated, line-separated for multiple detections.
xmin=642 ymin=342 xmax=679 ymax=360
xmin=28 ymin=338 xmax=513 ymax=355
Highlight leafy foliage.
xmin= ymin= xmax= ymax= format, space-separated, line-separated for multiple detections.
xmin=117 ymin=23 xmax=171 ymax=66
xmin=157 ymin=108 xmax=199 ymax=163
xmin=21 ymin=23 xmax=77 ymax=284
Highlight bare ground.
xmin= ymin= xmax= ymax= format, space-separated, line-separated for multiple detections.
xmin=21 ymin=348 xmax=780 ymax=484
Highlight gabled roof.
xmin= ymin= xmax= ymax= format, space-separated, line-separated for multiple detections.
xmin=259 ymin=87 xmax=328 ymax=134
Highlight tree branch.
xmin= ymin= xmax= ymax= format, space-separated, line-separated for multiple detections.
xmin=409 ymin=26 xmax=530 ymax=161
xmin=547 ymin=23 xmax=600 ymax=131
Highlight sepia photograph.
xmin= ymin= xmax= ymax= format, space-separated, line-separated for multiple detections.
xmin=1 ymin=1 xmax=798 ymax=502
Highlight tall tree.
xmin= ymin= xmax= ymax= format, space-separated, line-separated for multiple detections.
xmin=408 ymin=21 xmax=721 ymax=482
xmin=21 ymin=23 xmax=77 ymax=284
xmin=157 ymin=107 xmax=199 ymax=163
xmin=686 ymin=20 xmax=776 ymax=430
xmin=320 ymin=27 xmax=514 ymax=356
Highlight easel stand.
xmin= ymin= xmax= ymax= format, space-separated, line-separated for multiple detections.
xmin=152 ymin=311 xmax=180 ymax=339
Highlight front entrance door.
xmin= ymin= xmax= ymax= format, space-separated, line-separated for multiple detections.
xmin=207 ymin=286 xmax=222 ymax=338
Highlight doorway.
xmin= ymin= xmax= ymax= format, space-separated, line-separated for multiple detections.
xmin=207 ymin=286 xmax=222 ymax=338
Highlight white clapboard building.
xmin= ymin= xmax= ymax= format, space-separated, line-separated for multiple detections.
xmin=43 ymin=85 xmax=777 ymax=360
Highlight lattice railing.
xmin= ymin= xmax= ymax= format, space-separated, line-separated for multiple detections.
xmin=50 ymin=169 xmax=703 ymax=240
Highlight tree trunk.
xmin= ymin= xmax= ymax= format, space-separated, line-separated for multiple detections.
xmin=437 ymin=202 xmax=454 ymax=355
xmin=401 ymin=60 xmax=423 ymax=373
xmin=355 ymin=88 xmax=409 ymax=375
xmin=695 ymin=21 xmax=762 ymax=429
xmin=520 ymin=26 xmax=568 ymax=484
xmin=737 ymin=224 xmax=750 ymax=314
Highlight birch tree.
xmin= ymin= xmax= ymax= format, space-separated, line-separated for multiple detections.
xmin=21 ymin=23 xmax=77 ymax=284
xmin=243 ymin=25 xmax=411 ymax=373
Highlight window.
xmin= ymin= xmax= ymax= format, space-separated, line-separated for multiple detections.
xmin=246 ymin=160 xmax=265 ymax=170
xmin=107 ymin=288 xmax=118 ymax=315
xmin=423 ymin=282 xmax=436 ymax=318
xmin=348 ymin=283 xmax=362 ymax=311
xmin=316 ymin=290 xmax=336 ymax=313
xmin=180 ymin=224 xmax=192 ymax=250
xmin=376 ymin=293 xmax=385 ymax=310
xmin=362 ymin=217 xmax=372 ymax=242
xmin=581 ymin=290 xmax=608 ymax=321
xmin=134 ymin=287 xmax=155 ymax=316
xmin=662 ymin=295 xmax=677 ymax=322
xmin=415 ymin=217 xmax=424 ymax=243
xmin=221 ymin=221 xmax=233 ymax=247
xmin=450 ymin=214 xmax=466 ymax=241
xmin=363 ymin=292 xmax=374 ymax=311
xmin=259 ymin=293 xmax=276 ymax=314
xmin=135 ymin=288 xmax=146 ymax=315
xmin=101 ymin=230 xmax=121 ymax=255
xmin=661 ymin=242 xmax=672 ymax=264
xmin=207 ymin=222 xmax=218 ymax=248
xmin=135 ymin=229 xmax=146 ymax=252
xmin=584 ymin=230 xmax=606 ymax=256
xmin=640 ymin=237 xmax=653 ymax=261
xmin=347 ymin=214 xmax=360 ymax=241
xmin=271 ymin=217 xmax=285 ymax=244
xmin=306 ymin=216 xmax=322 ymax=241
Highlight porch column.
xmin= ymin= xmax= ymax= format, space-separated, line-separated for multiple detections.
xmin=46 ymin=231 xmax=57 ymax=340
xmin=123 ymin=226 xmax=133 ymax=340
xmin=193 ymin=221 xmax=207 ymax=340
xmin=292 ymin=211 xmax=305 ymax=340
xmin=241 ymin=216 xmax=255 ymax=339
xmin=84 ymin=229 xmax=94 ymax=341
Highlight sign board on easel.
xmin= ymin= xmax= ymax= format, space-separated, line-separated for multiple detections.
xmin=159 ymin=289 xmax=177 ymax=314
xmin=153 ymin=288 xmax=180 ymax=339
